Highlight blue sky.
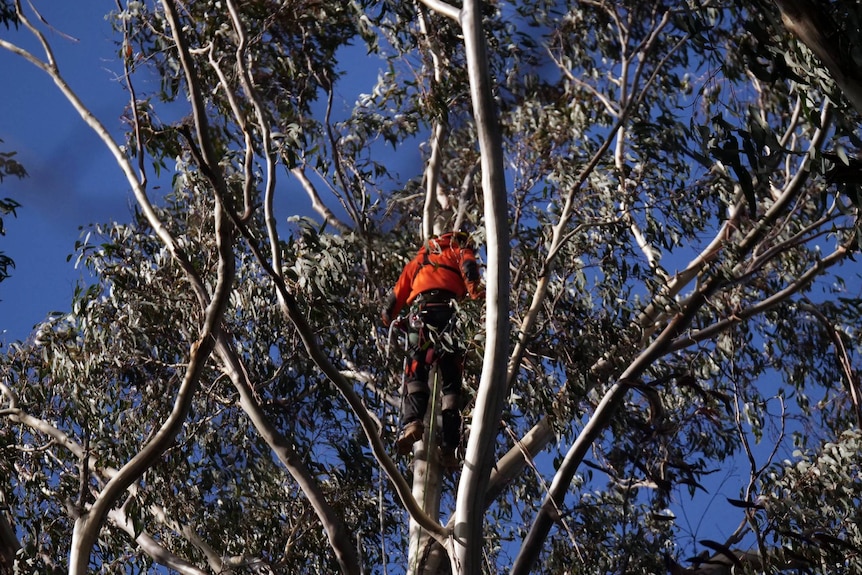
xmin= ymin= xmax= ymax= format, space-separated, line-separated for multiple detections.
xmin=1 ymin=3 xmax=131 ymax=344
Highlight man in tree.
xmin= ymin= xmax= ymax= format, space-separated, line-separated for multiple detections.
xmin=381 ymin=231 xmax=484 ymax=467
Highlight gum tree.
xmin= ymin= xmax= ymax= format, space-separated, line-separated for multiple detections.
xmin=3 ymin=1 xmax=862 ymax=574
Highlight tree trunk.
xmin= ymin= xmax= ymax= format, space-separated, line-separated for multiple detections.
xmin=452 ymin=0 xmax=511 ymax=572
xmin=407 ymin=385 xmax=444 ymax=575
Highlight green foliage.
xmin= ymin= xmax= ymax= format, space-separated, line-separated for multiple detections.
xmin=757 ymin=430 xmax=862 ymax=572
xmin=0 ymin=139 xmax=24 ymax=283
xmin=0 ymin=0 xmax=16 ymax=29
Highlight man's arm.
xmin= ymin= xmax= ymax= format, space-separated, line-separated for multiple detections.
xmin=381 ymin=257 xmax=419 ymax=325
xmin=460 ymin=248 xmax=484 ymax=300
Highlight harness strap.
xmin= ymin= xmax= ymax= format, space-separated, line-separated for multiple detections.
xmin=416 ymin=288 xmax=457 ymax=306
xmin=441 ymin=393 xmax=459 ymax=411
xmin=406 ymin=379 xmax=429 ymax=395
xmin=413 ymin=250 xmax=462 ymax=283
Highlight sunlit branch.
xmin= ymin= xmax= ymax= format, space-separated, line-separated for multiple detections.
xmin=738 ymin=101 xmax=832 ymax=250
xmin=778 ymin=96 xmax=803 ymax=150
xmin=618 ymin=190 xmax=664 ymax=272
xmin=762 ymin=189 xmax=833 ymax=255
xmin=510 ymin=8 xmax=686 ymax=389
xmin=453 ymin=161 xmax=480 ymax=232
xmin=76 ymin=429 xmax=91 ymax=518
xmin=321 ymin=80 xmax=363 ymax=228
xmin=667 ymin=240 xmax=851 ymax=353
xmin=453 ymin=0 xmax=512 ymax=570
xmin=70 ymin=335 xmax=216 ymax=573
xmin=417 ymin=3 xmax=451 ymax=241
xmin=213 ymin=335 xmax=362 ymax=575
xmin=340 ymin=365 xmax=400 ymax=409
xmin=272 ymin=285 xmax=449 ymax=540
xmin=290 ymin=167 xmax=352 ymax=233
xmin=617 ymin=12 xmax=674 ymax=275
xmin=1 ymin=2 xmax=209 ymax=310
xmin=184 ymin=527 xmax=227 ymax=572
xmin=422 ymin=418 xmax=557 ymax=569
xmin=513 ymin=277 xmax=719 ymax=574
xmin=739 ymin=218 xmax=836 ymax=284
xmin=798 ymin=299 xmax=862 ymax=427
xmin=628 ymin=10 xmax=672 ymax=107
xmin=417 ymin=0 xmax=460 ymax=22
xmin=554 ymin=59 xmax=618 ymax=116
xmin=6 ymin=1 xmax=57 ymax=71
xmin=107 ymin=507 xmax=208 ymax=575
xmin=423 ymin=122 xmax=449 ymax=240
xmin=153 ymin=4 xmax=365 ymax=570
xmin=507 ymin=130 xmax=620 ymax=386
xmin=114 ymin=0 xmax=148 ymax=188
xmin=771 ymin=92 xmax=804 ymax=199
xmin=0 ymin=384 xmax=128 ymax=496
xmin=483 ymin=20 xmax=698 ymax=546
xmin=503 ymin=423 xmax=582 ymax=558
xmin=513 ymin=95 xmax=833 ymax=573
xmin=0 ymin=403 xmax=84 ymax=459
xmin=611 ymin=2 xmax=631 ymax=72
xmin=226 ymin=0 xmax=269 ymax=222
xmin=485 ymin=418 xmax=556 ymax=503
xmin=147 ymin=503 xmax=224 ymax=572
xmin=616 ymin=134 xmax=665 ymax=276
xmin=206 ymin=44 xmax=258 ymax=221
xmin=658 ymin=100 xmax=829 ymax=321
xmin=69 ymin=0 xmax=240 ymax=570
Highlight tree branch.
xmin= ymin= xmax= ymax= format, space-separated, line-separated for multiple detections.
xmin=214 ymin=333 xmax=362 ymax=575
xmin=107 ymin=506 xmax=208 ymax=575
xmin=798 ymin=298 xmax=862 ymax=427
xmin=417 ymin=0 xmax=460 ymax=23
xmin=69 ymin=0 xmax=238 ymax=570
xmin=417 ymin=3 xmax=451 ymax=240
xmin=668 ymin=241 xmax=851 ymax=353
xmin=290 ymin=167 xmax=352 ymax=234
xmin=773 ymin=0 xmax=862 ymax=115
xmin=481 ymin=15 xmax=695 ymax=526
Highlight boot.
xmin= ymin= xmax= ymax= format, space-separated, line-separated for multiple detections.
xmin=439 ymin=409 xmax=461 ymax=469
xmin=441 ymin=409 xmax=461 ymax=450
xmin=396 ymin=420 xmax=424 ymax=455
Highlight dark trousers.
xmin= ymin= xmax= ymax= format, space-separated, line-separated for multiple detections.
xmin=402 ymin=302 xmax=462 ymax=449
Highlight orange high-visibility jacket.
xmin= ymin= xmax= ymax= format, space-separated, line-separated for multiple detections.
xmin=382 ymin=233 xmax=483 ymax=324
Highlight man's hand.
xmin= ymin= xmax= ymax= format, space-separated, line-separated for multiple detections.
xmin=467 ymin=281 xmax=485 ymax=300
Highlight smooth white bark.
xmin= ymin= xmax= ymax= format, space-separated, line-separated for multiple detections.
xmin=452 ymin=0 xmax=511 ymax=572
